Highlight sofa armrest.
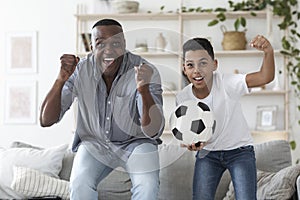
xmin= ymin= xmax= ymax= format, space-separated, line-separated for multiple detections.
xmin=296 ymin=175 xmax=300 ymax=200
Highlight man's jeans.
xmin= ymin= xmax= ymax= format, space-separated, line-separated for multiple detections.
xmin=193 ymin=145 xmax=257 ymax=200
xmin=70 ymin=143 xmax=159 ymax=200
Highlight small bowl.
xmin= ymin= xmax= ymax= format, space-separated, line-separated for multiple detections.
xmin=112 ymin=1 xmax=139 ymax=14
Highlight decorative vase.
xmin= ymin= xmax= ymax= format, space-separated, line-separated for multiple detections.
xmin=135 ymin=38 xmax=148 ymax=52
xmin=93 ymin=0 xmax=113 ymax=14
xmin=155 ymin=33 xmax=167 ymax=52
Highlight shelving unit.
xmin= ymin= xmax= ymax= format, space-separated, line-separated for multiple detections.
xmin=74 ymin=7 xmax=289 ymax=144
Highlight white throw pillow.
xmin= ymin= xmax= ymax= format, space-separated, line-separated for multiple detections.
xmin=11 ymin=166 xmax=70 ymax=199
xmin=223 ymin=165 xmax=300 ymax=200
xmin=0 ymin=144 xmax=68 ymax=199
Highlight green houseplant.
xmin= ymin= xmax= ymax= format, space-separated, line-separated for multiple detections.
xmin=208 ymin=0 xmax=300 ymax=100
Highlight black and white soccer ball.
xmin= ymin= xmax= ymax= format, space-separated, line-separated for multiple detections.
xmin=169 ymin=100 xmax=216 ymax=145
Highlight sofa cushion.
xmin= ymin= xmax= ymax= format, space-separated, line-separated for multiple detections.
xmin=9 ymin=141 xmax=75 ymax=181
xmin=0 ymin=144 xmax=68 ymax=199
xmin=58 ymin=149 xmax=75 ymax=181
xmin=257 ymin=164 xmax=300 ymax=199
xmin=11 ymin=166 xmax=69 ymax=199
xmin=223 ymin=164 xmax=300 ymax=200
xmin=254 ymin=140 xmax=292 ymax=172
xmin=216 ymin=140 xmax=293 ymax=200
xmin=97 ymin=168 xmax=131 ymax=200
xmin=158 ymin=143 xmax=195 ymax=200
xmin=10 ymin=141 xmax=44 ymax=150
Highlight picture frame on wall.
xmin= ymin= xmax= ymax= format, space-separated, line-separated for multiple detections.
xmin=256 ymin=105 xmax=278 ymax=131
xmin=4 ymin=80 xmax=37 ymax=124
xmin=5 ymin=31 xmax=37 ymax=74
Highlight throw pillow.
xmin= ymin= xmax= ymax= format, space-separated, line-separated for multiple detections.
xmin=257 ymin=164 xmax=300 ymax=199
xmin=223 ymin=181 xmax=235 ymax=200
xmin=223 ymin=164 xmax=300 ymax=200
xmin=0 ymin=144 xmax=68 ymax=199
xmin=9 ymin=141 xmax=75 ymax=181
xmin=10 ymin=141 xmax=44 ymax=150
xmin=11 ymin=166 xmax=70 ymax=199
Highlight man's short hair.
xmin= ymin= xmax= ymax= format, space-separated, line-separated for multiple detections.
xmin=92 ymin=19 xmax=122 ymax=29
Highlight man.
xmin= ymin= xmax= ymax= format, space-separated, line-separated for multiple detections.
xmin=40 ymin=19 xmax=164 ymax=200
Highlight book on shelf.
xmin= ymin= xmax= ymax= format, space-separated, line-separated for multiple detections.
xmin=81 ymin=33 xmax=91 ymax=52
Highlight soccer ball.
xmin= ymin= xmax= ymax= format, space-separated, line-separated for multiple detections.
xmin=169 ymin=100 xmax=216 ymax=145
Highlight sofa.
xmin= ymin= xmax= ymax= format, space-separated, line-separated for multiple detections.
xmin=0 ymin=140 xmax=299 ymax=200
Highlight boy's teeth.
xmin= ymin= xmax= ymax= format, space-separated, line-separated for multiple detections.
xmin=195 ymin=77 xmax=203 ymax=80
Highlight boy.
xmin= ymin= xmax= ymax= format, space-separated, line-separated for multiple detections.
xmin=177 ymin=36 xmax=274 ymax=200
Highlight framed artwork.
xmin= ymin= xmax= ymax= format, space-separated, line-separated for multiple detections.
xmin=256 ymin=105 xmax=278 ymax=131
xmin=4 ymin=81 xmax=37 ymax=124
xmin=5 ymin=31 xmax=37 ymax=74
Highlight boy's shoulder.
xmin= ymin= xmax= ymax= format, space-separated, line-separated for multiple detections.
xmin=176 ymin=83 xmax=193 ymax=104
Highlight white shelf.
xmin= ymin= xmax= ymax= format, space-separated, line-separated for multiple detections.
xmin=215 ymin=49 xmax=282 ymax=56
xmin=75 ymin=8 xmax=289 ymax=143
xmin=251 ymin=130 xmax=288 ymax=144
xmin=181 ymin=10 xmax=268 ymax=20
xmin=247 ymin=89 xmax=288 ymax=95
xmin=74 ymin=10 xmax=269 ymax=21
xmin=74 ymin=13 xmax=180 ymax=21
xmin=133 ymin=51 xmax=179 ymax=57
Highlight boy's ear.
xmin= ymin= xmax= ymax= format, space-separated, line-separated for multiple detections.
xmin=182 ymin=64 xmax=187 ymax=75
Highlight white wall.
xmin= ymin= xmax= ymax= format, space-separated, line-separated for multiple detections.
xmin=0 ymin=0 xmax=300 ymax=162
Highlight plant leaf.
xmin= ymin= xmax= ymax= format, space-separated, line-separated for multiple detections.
xmin=208 ymin=19 xmax=219 ymax=26
xmin=240 ymin=17 xmax=246 ymax=27
xmin=290 ymin=140 xmax=296 ymax=150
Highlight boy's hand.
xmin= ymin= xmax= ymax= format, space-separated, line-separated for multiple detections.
xmin=250 ymin=35 xmax=273 ymax=53
xmin=181 ymin=141 xmax=206 ymax=151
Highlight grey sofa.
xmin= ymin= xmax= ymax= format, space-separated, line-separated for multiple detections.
xmin=57 ymin=139 xmax=299 ymax=200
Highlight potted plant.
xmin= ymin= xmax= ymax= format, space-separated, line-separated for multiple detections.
xmin=206 ymin=1 xmax=263 ymax=50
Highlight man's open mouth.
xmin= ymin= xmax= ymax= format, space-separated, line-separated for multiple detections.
xmin=103 ymin=58 xmax=115 ymax=66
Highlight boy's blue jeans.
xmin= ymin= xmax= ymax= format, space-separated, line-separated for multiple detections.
xmin=69 ymin=143 xmax=159 ymax=200
xmin=193 ymin=145 xmax=257 ymax=200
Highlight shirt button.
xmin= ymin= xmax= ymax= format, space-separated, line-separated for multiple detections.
xmin=106 ymin=117 xmax=110 ymax=120
xmin=108 ymin=101 xmax=111 ymax=105
xmin=105 ymin=131 xmax=109 ymax=134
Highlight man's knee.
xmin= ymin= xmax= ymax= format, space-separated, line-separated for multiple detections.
xmin=131 ymin=171 xmax=160 ymax=199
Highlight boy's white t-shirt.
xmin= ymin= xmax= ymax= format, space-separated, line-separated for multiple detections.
xmin=176 ymin=71 xmax=253 ymax=151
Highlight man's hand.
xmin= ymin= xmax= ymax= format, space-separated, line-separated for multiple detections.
xmin=58 ymin=54 xmax=80 ymax=82
xmin=181 ymin=141 xmax=206 ymax=151
xmin=134 ymin=63 xmax=153 ymax=94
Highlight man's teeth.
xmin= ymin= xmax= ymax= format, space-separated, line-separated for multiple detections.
xmin=104 ymin=58 xmax=115 ymax=65
xmin=104 ymin=58 xmax=114 ymax=61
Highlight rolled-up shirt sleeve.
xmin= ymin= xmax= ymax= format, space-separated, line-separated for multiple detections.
xmin=58 ymin=68 xmax=78 ymax=122
xmin=137 ymin=66 xmax=165 ymax=139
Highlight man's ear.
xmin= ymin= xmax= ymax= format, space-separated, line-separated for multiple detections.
xmin=213 ymin=59 xmax=218 ymax=71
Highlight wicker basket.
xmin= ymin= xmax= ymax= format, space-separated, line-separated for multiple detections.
xmin=221 ymin=26 xmax=247 ymax=50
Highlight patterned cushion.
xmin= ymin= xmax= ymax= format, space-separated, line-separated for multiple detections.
xmin=11 ymin=166 xmax=70 ymax=199
xmin=223 ymin=164 xmax=300 ymax=200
